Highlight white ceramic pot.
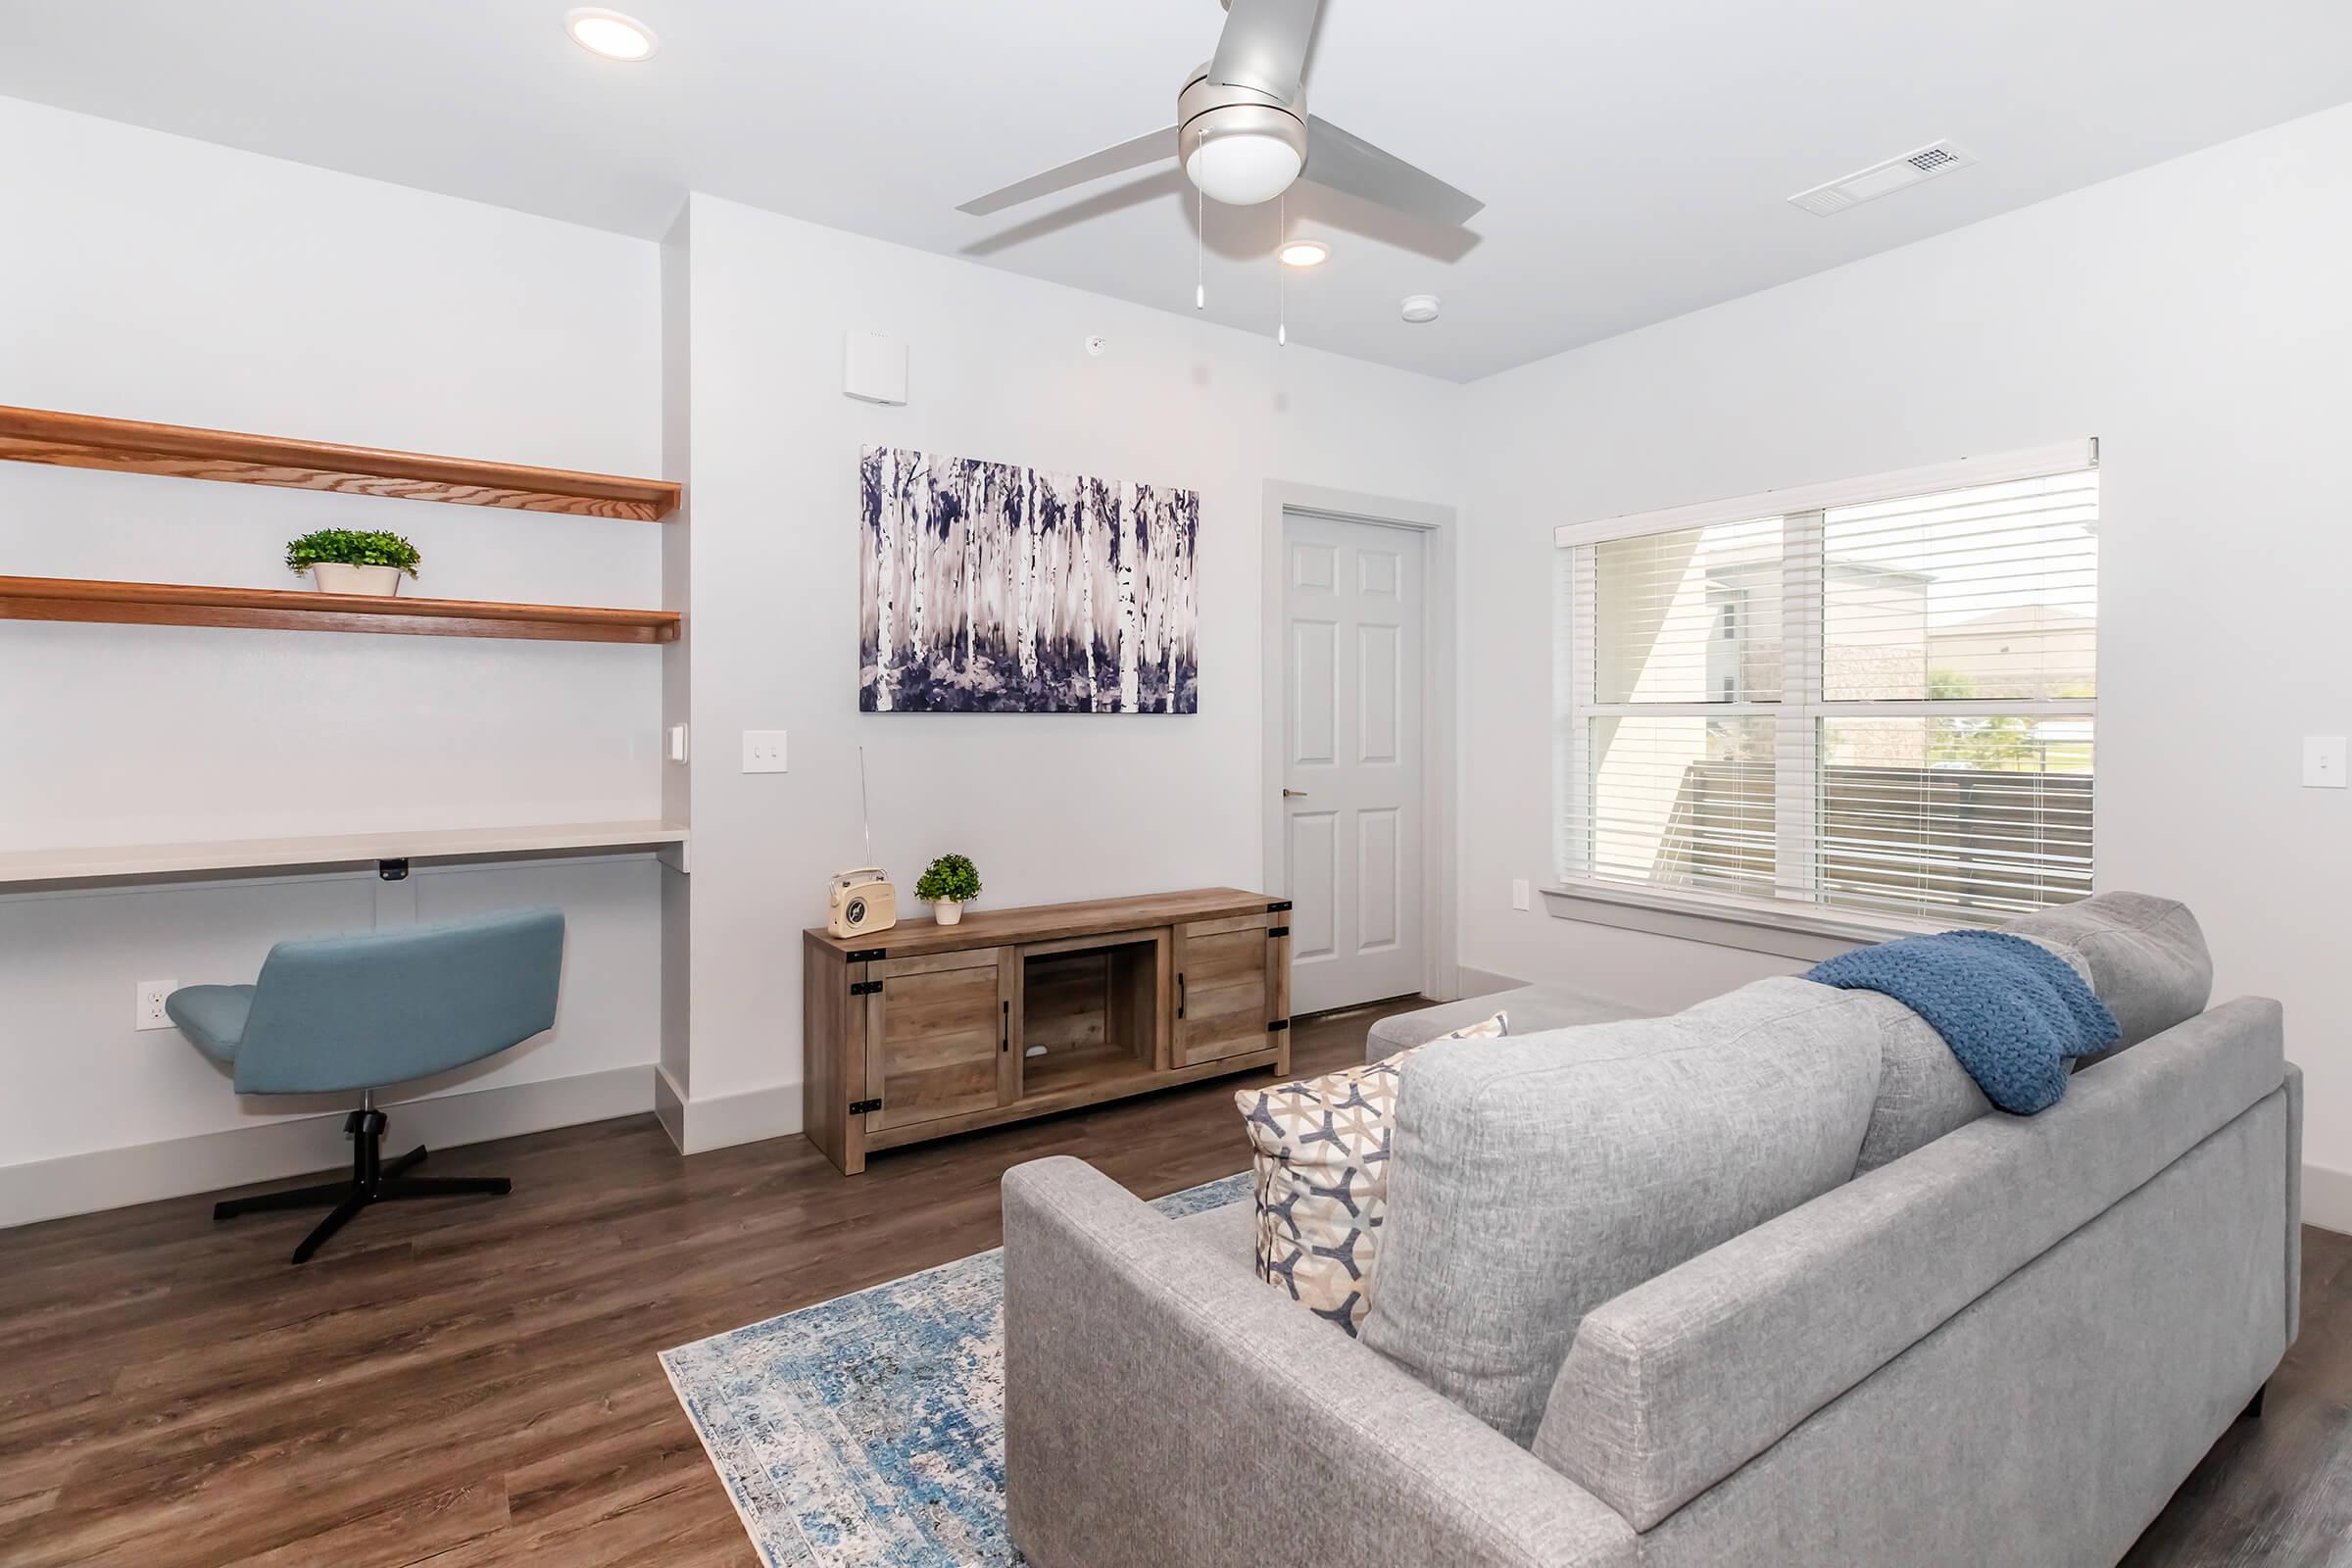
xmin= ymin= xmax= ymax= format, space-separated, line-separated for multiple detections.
xmin=933 ymin=900 xmax=963 ymax=926
xmin=310 ymin=563 xmax=404 ymax=597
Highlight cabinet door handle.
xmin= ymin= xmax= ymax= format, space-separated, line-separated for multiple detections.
xmin=1002 ymin=999 xmax=1009 ymax=1053
xmin=1177 ymin=973 xmax=1186 ymax=1020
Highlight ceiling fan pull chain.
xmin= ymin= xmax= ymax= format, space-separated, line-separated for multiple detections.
xmin=1196 ymin=127 xmax=1206 ymax=311
xmin=1276 ymin=192 xmax=1287 ymax=346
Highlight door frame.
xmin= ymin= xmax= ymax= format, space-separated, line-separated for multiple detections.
xmin=1259 ymin=481 xmax=1461 ymax=1009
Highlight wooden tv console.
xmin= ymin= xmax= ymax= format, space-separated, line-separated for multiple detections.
xmin=803 ymin=887 xmax=1293 ymax=1174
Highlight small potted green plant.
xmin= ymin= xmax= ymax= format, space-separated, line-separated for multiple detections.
xmin=914 ymin=853 xmax=982 ymax=926
xmin=285 ymin=528 xmax=422 ymax=597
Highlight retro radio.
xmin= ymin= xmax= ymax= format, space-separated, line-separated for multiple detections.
xmin=826 ymin=867 xmax=897 ymax=939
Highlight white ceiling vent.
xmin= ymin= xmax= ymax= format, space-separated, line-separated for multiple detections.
xmin=1788 ymin=141 xmax=1975 ymax=217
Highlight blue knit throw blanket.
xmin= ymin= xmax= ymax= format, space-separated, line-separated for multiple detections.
xmin=1805 ymin=929 xmax=2120 ymax=1114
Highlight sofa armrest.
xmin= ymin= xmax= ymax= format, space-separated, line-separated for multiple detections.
xmin=1536 ymin=997 xmax=2289 ymax=1530
xmin=1003 ymin=1156 xmax=1638 ymax=1568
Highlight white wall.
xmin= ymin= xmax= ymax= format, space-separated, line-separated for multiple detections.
xmin=1456 ymin=103 xmax=2352 ymax=1177
xmin=34 ymin=80 xmax=2339 ymax=1214
xmin=0 ymin=99 xmax=668 ymax=1195
xmin=669 ymin=194 xmax=1461 ymax=1130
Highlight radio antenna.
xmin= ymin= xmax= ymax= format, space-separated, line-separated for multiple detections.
xmin=859 ymin=746 xmax=875 ymax=865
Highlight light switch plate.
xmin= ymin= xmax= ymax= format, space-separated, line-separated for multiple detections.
xmin=1511 ymin=878 xmax=1532 ymax=911
xmin=742 ymin=729 xmax=788 ymax=773
xmin=2304 ymin=735 xmax=2347 ymax=788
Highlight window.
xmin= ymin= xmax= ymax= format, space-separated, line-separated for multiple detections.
xmin=1556 ymin=446 xmax=2097 ymax=926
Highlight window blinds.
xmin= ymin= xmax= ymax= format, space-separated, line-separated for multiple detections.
xmin=1561 ymin=461 xmax=2097 ymax=924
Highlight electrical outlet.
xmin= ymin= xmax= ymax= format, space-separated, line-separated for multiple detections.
xmin=742 ymin=729 xmax=788 ymax=773
xmin=135 ymin=978 xmax=178 ymax=1031
xmin=1511 ymin=879 xmax=1532 ymax=911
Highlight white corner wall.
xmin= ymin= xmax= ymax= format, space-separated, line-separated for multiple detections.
xmin=1455 ymin=102 xmax=2352 ymax=1189
xmin=0 ymin=98 xmax=668 ymax=1220
xmin=666 ymin=194 xmax=1462 ymax=1143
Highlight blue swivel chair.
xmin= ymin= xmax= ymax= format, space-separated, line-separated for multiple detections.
xmin=168 ymin=907 xmax=565 ymax=1263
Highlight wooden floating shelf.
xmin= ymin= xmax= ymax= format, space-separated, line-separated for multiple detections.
xmin=0 ymin=575 xmax=678 ymax=645
xmin=0 ymin=404 xmax=679 ymax=520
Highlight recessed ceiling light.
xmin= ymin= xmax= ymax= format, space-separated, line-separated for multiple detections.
xmin=1278 ymin=240 xmax=1330 ymax=268
xmin=565 ymin=8 xmax=659 ymax=61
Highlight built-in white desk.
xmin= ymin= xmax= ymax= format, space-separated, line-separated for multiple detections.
xmin=0 ymin=819 xmax=690 ymax=889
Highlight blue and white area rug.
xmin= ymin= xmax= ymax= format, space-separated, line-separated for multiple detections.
xmin=661 ymin=1172 xmax=1250 ymax=1567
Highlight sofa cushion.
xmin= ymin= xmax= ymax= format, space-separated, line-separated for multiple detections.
xmin=1851 ymin=929 xmax=2097 ymax=1175
xmin=1850 ymin=894 xmax=2206 ymax=1175
xmin=1237 ymin=1012 xmax=1508 ymax=1335
xmin=1366 ymin=986 xmax=1645 ymax=1061
xmin=2003 ymin=892 xmax=2212 ymax=1057
xmin=1359 ymin=978 xmax=1883 ymax=1447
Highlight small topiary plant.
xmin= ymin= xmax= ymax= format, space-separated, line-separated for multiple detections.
xmin=285 ymin=528 xmax=422 ymax=578
xmin=914 ymin=853 xmax=982 ymax=906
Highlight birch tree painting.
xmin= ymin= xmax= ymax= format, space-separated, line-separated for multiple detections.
xmin=858 ymin=446 xmax=1200 ymax=713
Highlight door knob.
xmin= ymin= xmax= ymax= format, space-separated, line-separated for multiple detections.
xmin=1282 ymin=788 xmax=1309 ymax=798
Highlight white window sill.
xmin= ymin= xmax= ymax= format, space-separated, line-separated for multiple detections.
xmin=1540 ymin=880 xmax=1948 ymax=962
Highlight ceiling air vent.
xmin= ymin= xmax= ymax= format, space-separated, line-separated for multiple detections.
xmin=1788 ymin=141 xmax=1975 ymax=217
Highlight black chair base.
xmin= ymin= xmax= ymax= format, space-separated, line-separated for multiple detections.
xmin=214 ymin=1105 xmax=511 ymax=1263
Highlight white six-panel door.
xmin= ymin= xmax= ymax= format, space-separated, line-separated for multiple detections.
xmin=1281 ymin=512 xmax=1425 ymax=1013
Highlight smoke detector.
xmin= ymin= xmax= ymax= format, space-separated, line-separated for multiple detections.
xmin=1788 ymin=141 xmax=1975 ymax=217
xmin=1399 ymin=294 xmax=1441 ymax=323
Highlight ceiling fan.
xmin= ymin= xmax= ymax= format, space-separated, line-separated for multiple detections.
xmin=956 ymin=0 xmax=1483 ymax=229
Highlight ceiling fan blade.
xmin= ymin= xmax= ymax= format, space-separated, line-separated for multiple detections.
xmin=957 ymin=127 xmax=1177 ymax=216
xmin=1302 ymin=115 xmax=1484 ymax=227
xmin=1207 ymin=0 xmax=1321 ymax=101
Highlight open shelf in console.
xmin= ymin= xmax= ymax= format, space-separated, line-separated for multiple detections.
xmin=1017 ymin=934 xmax=1161 ymax=1100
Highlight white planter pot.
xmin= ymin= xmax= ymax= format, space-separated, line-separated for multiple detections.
xmin=310 ymin=563 xmax=404 ymax=597
xmin=933 ymin=900 xmax=963 ymax=926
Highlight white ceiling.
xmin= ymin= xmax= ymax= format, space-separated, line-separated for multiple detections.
xmin=5 ymin=1 xmax=2350 ymax=381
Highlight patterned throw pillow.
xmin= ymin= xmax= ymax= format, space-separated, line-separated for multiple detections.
xmin=1234 ymin=1011 xmax=1507 ymax=1335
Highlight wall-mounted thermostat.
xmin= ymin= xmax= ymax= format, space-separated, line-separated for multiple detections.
xmin=845 ymin=330 xmax=907 ymax=405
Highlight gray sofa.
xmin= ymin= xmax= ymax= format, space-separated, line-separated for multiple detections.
xmin=1002 ymin=893 xmax=2300 ymax=1567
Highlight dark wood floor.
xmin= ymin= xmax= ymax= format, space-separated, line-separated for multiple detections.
xmin=0 ymin=999 xmax=2341 ymax=1566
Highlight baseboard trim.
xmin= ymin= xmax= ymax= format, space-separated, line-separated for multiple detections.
xmin=0 ymin=1064 xmax=655 ymax=1229
xmin=668 ymin=1079 xmax=804 ymax=1155
xmin=1452 ymin=965 xmax=1527 ymax=1001
xmin=2304 ymin=1160 xmax=2352 ymax=1237
xmin=654 ymin=1063 xmax=689 ymax=1153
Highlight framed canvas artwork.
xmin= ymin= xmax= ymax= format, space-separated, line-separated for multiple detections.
xmin=858 ymin=446 xmax=1199 ymax=713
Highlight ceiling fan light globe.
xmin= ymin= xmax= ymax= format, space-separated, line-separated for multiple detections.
xmin=1185 ymin=131 xmax=1302 ymax=206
